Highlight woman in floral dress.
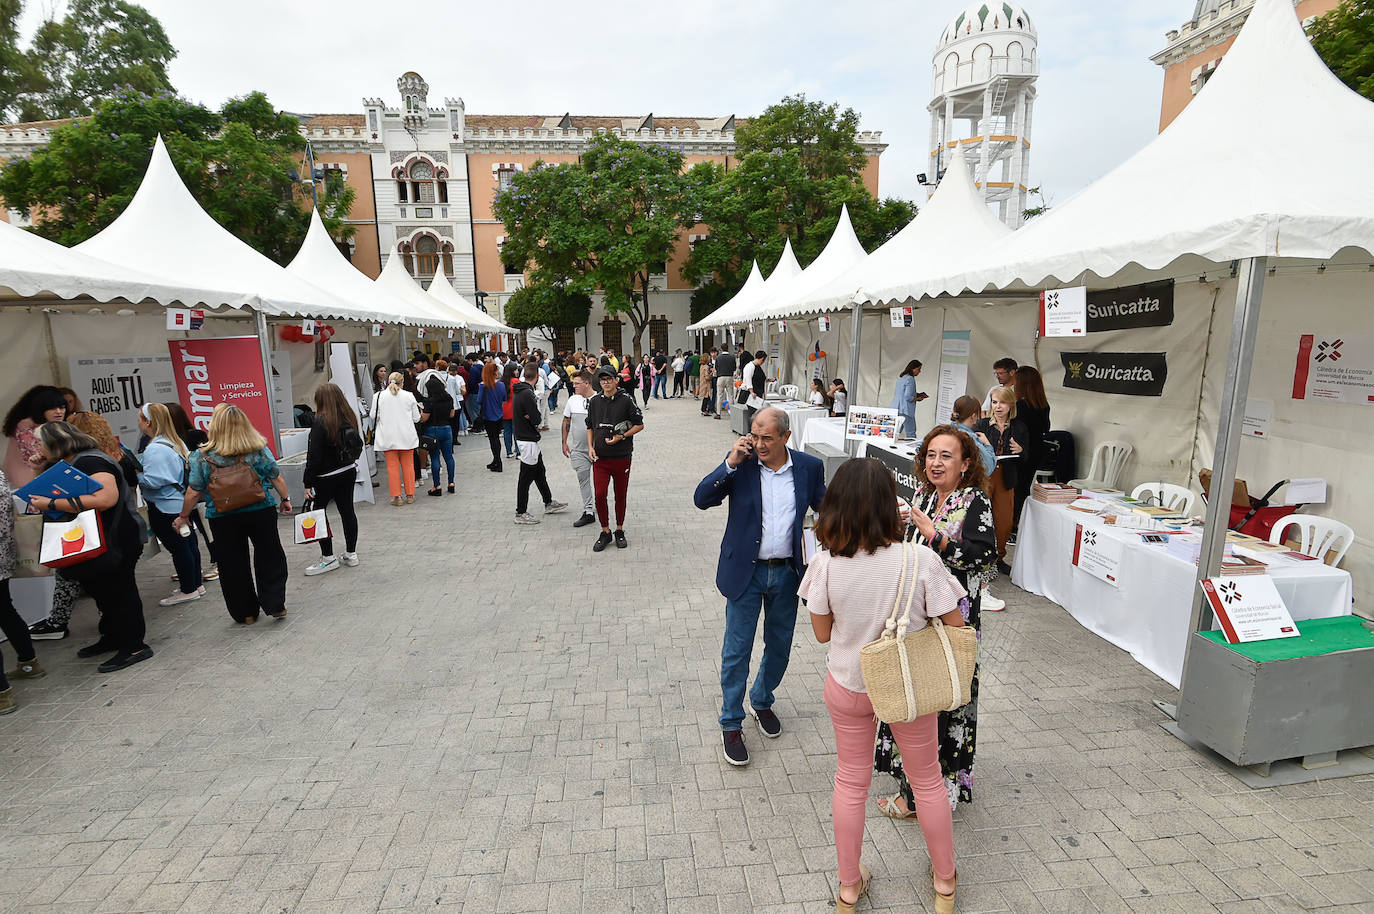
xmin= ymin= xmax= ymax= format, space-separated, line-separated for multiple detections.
xmin=874 ymin=424 xmax=997 ymax=815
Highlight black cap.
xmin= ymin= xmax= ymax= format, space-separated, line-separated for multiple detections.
xmin=595 ymin=366 xmax=617 ymax=380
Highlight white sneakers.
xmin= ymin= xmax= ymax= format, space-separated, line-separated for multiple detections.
xmin=341 ymin=552 xmax=359 ymax=567
xmin=543 ymin=501 xmax=568 ymax=514
xmin=981 ymin=588 xmax=1007 ymax=612
xmin=159 ymin=586 xmax=206 ymax=607
xmin=514 ymin=513 xmax=540 ymax=525
xmin=305 ymin=557 xmax=341 ymax=576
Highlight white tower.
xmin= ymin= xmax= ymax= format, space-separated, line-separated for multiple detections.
xmin=928 ymin=3 xmax=1038 ymax=228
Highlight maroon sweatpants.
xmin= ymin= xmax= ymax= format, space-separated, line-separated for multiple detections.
xmin=593 ymin=456 xmax=632 ymax=528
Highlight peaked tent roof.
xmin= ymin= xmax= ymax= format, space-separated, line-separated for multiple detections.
xmin=76 ymin=136 xmax=372 ymax=319
xmin=0 ymin=218 xmax=196 ymax=305
xmin=427 ymin=275 xmax=514 ymax=333
xmin=740 ymin=204 xmax=869 ymax=321
xmin=772 ymin=148 xmax=1011 ymax=315
xmin=687 ymin=259 xmax=765 ymax=331
xmin=374 ymin=245 xmax=466 ymax=329
xmin=866 ymin=0 xmax=1374 ymax=302
xmin=286 ymin=210 xmax=443 ymax=325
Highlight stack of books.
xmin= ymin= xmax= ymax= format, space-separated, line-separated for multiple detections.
xmin=1220 ymin=555 xmax=1268 ymax=575
xmin=1032 ymin=483 xmax=1080 ymax=504
xmin=1132 ymin=505 xmax=1186 ymax=521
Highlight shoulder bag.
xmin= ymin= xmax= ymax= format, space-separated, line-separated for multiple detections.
xmin=859 ymin=543 xmax=979 ymax=723
xmin=207 ymin=456 xmax=267 ymax=513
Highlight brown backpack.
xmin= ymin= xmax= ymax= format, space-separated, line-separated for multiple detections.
xmin=207 ymin=457 xmax=266 ymax=512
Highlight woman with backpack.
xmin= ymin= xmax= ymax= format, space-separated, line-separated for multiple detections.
xmin=136 ymin=403 xmax=204 ymax=606
xmin=25 ymin=421 xmax=152 ymax=672
xmin=176 ymin=404 xmax=291 ymax=624
xmin=421 ymin=374 xmax=455 ymax=497
xmin=302 ymin=384 xmax=364 ymax=576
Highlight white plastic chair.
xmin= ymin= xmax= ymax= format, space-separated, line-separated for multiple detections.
xmin=1268 ymin=514 xmax=1355 ymax=567
xmin=1068 ymin=440 xmax=1134 ymax=491
xmin=778 ymin=384 xmax=800 ymax=401
xmin=1130 ymin=482 xmax=1196 ymax=515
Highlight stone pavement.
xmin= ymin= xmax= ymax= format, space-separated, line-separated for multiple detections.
xmin=1 ymin=395 xmax=1371 ymax=914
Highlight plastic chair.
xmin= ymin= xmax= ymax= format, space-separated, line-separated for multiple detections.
xmin=779 ymin=384 xmax=800 ymax=400
xmin=1130 ymin=482 xmax=1196 ymax=516
xmin=1268 ymin=514 xmax=1355 ymax=567
xmin=1068 ymin=440 xmax=1133 ymax=491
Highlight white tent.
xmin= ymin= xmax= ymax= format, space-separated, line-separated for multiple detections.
xmin=76 ymin=136 xmax=369 ymax=320
xmin=739 ymin=204 xmax=869 ymax=321
xmin=687 ymin=239 xmax=803 ymax=332
xmin=286 ymin=210 xmax=442 ymax=326
xmin=777 ymin=148 xmax=1010 ymax=317
xmin=864 ymin=0 xmax=1374 ymax=304
xmin=0 ymin=218 xmax=199 ymax=305
xmin=374 ymin=245 xmax=467 ymax=330
xmin=427 ymin=274 xmax=514 ymax=334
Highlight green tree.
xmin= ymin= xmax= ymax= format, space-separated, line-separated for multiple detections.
xmin=0 ymin=90 xmax=354 ymax=262
xmin=1310 ymin=0 xmax=1374 ymax=101
xmin=494 ymin=133 xmax=690 ymax=358
xmin=0 ymin=0 xmax=32 ymax=119
xmin=503 ymin=284 xmax=593 ymax=339
xmin=14 ymin=0 xmax=176 ymax=122
xmin=682 ymin=94 xmax=915 ymax=313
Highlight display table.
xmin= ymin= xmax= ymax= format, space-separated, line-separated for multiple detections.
xmin=775 ymin=402 xmax=827 ymax=444
xmin=799 ymin=416 xmax=847 ymax=452
xmin=1012 ymin=498 xmax=1353 ymax=688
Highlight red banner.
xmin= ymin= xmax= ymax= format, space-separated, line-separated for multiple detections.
xmin=168 ymin=337 xmax=276 ymax=455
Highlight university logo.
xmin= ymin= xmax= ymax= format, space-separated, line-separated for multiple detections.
xmin=1067 ymin=361 xmax=1083 ymax=379
xmin=1082 ymin=529 xmax=1097 ymax=547
xmin=1218 ymin=581 xmax=1241 ymax=604
xmin=1315 ymin=339 xmax=1344 ymax=362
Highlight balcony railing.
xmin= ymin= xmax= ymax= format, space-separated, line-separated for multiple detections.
xmin=933 ymin=55 xmax=1038 ymax=95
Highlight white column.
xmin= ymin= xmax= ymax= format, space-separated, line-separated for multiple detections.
xmin=928 ymin=107 xmax=942 ymax=193
xmin=1007 ymin=89 xmax=1028 ymax=229
xmin=943 ymin=96 xmax=956 ymax=180
xmin=977 ymin=87 xmax=994 ymax=204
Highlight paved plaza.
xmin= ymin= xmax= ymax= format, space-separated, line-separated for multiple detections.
xmin=1 ymin=398 xmax=1372 ymax=913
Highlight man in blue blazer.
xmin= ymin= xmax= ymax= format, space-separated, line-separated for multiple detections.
xmin=694 ymin=406 xmax=826 ymax=767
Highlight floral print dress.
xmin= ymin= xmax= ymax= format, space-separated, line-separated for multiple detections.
xmin=874 ymin=484 xmax=996 ymax=809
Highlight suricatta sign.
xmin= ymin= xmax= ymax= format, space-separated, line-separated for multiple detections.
xmin=1060 ymin=351 xmax=1168 ymax=397
xmin=1085 ymin=280 xmax=1174 ymax=333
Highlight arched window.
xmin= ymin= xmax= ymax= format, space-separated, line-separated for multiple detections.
xmin=414 ymin=235 xmax=439 ymax=277
xmin=440 ymin=241 xmax=454 ymax=277
xmin=394 ymin=166 xmax=408 ymax=203
xmin=398 ymin=242 xmax=414 ymax=275
xmin=436 ymin=167 xmax=449 ymax=204
xmin=410 ymin=160 xmax=435 ymax=204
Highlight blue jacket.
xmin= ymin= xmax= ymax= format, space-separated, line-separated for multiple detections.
xmin=476 ymin=382 xmax=506 ymax=422
xmin=693 ymin=448 xmax=826 ymax=601
xmin=138 ymin=436 xmax=187 ymax=514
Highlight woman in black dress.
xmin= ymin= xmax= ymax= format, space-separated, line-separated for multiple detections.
xmin=874 ymin=424 xmax=997 ymax=816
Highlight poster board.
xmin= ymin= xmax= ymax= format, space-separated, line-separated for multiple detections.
xmin=844 ymin=405 xmax=899 ymax=444
xmin=67 ymin=353 xmax=176 ymax=448
xmin=934 ymin=330 xmax=971 ymax=428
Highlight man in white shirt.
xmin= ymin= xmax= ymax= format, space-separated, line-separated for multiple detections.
xmin=561 ymin=369 xmax=597 ymax=528
xmin=981 ymin=357 xmax=1018 ymax=413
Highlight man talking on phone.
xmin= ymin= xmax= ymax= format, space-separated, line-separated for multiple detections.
xmin=693 ymin=406 xmax=826 ymax=767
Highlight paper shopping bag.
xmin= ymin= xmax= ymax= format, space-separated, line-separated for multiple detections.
xmin=39 ymin=510 xmax=107 ymax=568
xmin=294 ymin=505 xmax=329 ymax=545
xmin=13 ymin=513 xmax=51 ymax=578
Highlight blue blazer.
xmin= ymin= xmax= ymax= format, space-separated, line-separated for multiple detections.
xmin=693 ymin=448 xmax=827 ymax=601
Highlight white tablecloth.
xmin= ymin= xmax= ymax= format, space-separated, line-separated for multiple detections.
xmin=774 ymin=403 xmax=827 ymax=444
xmin=800 ymin=416 xmax=848 ymax=452
xmin=1012 ymin=499 xmax=1354 ymax=688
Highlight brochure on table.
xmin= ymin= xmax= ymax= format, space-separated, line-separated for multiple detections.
xmin=1200 ymin=576 xmax=1301 ymax=643
xmin=1072 ymin=524 xmax=1123 ymax=587
xmin=844 ymin=405 xmax=900 ymax=443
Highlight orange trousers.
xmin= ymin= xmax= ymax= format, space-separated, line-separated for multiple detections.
xmin=989 ymin=466 xmax=1014 ymax=560
xmin=383 ymin=449 xmax=416 ymax=497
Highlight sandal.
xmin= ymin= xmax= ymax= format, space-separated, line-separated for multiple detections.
xmin=876 ymin=793 xmax=918 ymax=820
xmin=836 ymin=863 xmax=871 ymax=914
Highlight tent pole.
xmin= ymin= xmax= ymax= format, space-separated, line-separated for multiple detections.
xmin=253 ymin=308 xmax=282 ymax=454
xmin=845 ymin=299 xmax=864 ymax=456
xmin=1180 ymin=256 xmax=1267 ymax=692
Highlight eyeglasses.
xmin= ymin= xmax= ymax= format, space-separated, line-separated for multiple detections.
xmin=748 ymin=433 xmax=780 ymax=444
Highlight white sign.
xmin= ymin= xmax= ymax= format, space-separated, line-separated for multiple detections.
xmin=1072 ymin=523 xmax=1123 ymax=587
xmin=165 ymin=308 xmax=204 ymax=331
xmin=1242 ymin=398 xmax=1273 ymax=439
xmin=67 ymin=353 xmax=176 ymax=448
xmin=889 ymin=306 xmax=912 ymax=329
xmin=371 ymin=323 xmax=384 ymax=337
xmin=1292 ymin=333 xmax=1374 ymax=405
xmin=1041 ymin=287 xmax=1087 ymax=337
xmin=328 ymin=342 xmax=375 ymax=506
xmin=845 ymin=405 xmax=900 ymax=443
xmin=301 ymin=319 xmax=319 ymax=336
xmin=1201 ymin=575 xmax=1300 ymax=643
xmin=269 ymin=351 xmax=294 ymax=433
xmin=818 ymin=316 xmax=831 ymax=332
xmin=934 ymin=330 xmax=971 ymax=430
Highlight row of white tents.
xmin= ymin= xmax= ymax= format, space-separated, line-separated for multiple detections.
xmin=690 ymin=0 xmax=1374 ymax=654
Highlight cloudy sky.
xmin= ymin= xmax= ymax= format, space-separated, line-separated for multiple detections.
xmin=26 ymin=0 xmax=1184 ymax=208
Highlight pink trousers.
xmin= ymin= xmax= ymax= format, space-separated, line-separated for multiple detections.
xmin=824 ymin=673 xmax=956 ymax=887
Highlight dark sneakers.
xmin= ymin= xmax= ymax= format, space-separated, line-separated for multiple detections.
xmin=28 ymin=619 xmax=68 ymax=640
xmin=614 ymin=530 xmax=628 ymax=549
xmin=76 ymin=640 xmax=118 ymax=659
xmin=573 ymin=513 xmax=596 ymax=528
xmin=593 ymin=531 xmax=613 ymax=552
xmin=97 ymin=647 xmax=153 ymax=673
xmin=722 ymin=730 xmax=750 ymax=767
xmin=747 ymin=706 xmax=783 ymax=739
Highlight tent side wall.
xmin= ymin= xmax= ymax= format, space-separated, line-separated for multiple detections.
xmin=1195 ymin=270 xmax=1373 ymax=617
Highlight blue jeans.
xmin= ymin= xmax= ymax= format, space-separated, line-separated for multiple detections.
xmin=547 ymin=388 xmax=560 ymax=411
xmin=426 ymin=424 xmax=455 ymax=486
xmin=147 ymin=502 xmax=202 ymax=594
xmin=653 ymin=375 xmax=667 ymax=398
xmin=899 ymin=412 xmax=916 ymax=439
xmin=502 ymin=418 xmax=515 ymax=456
xmin=719 ymin=562 xmax=799 ymax=730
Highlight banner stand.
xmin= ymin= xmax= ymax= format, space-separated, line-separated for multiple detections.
xmin=253 ymin=309 xmax=282 ymax=454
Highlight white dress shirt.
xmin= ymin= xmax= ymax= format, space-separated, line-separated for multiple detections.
xmin=724 ymin=452 xmax=796 ymax=560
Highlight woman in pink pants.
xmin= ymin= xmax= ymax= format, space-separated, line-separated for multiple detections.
xmin=799 ymin=458 xmax=968 ymax=913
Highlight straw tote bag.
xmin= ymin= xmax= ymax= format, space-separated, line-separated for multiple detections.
xmin=859 ymin=543 xmax=979 ymax=723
